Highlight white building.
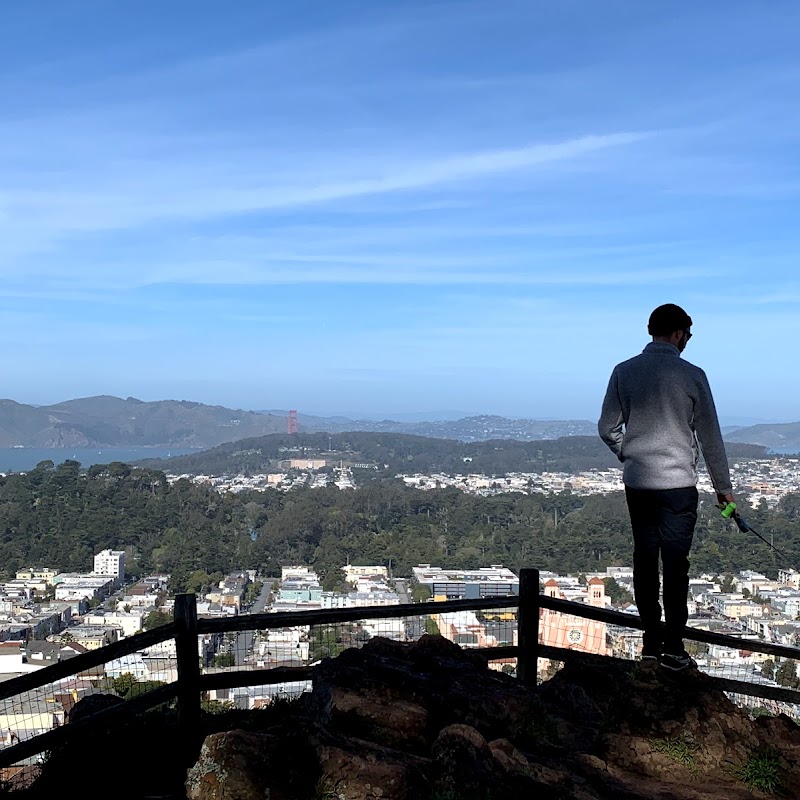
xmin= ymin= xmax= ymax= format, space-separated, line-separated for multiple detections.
xmin=412 ymin=564 xmax=519 ymax=599
xmin=0 ymin=642 xmax=44 ymax=676
xmin=779 ymin=570 xmax=800 ymax=589
xmin=256 ymin=629 xmax=310 ymax=666
xmin=342 ymin=565 xmax=389 ymax=584
xmin=83 ymin=610 xmax=144 ymax=638
xmin=54 ymin=574 xmax=115 ymax=603
xmin=281 ymin=566 xmax=319 ymax=582
xmin=320 ymin=590 xmax=400 ymax=609
xmin=93 ymin=549 xmax=126 ymax=584
xmin=105 ymin=653 xmax=149 ymax=680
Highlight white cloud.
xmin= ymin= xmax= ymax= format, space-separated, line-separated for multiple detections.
xmin=0 ymin=131 xmax=648 ymax=245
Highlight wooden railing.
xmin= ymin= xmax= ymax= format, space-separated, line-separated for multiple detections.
xmin=2 ymin=567 xmax=800 ymax=771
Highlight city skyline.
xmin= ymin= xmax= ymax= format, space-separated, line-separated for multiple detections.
xmin=2 ymin=2 xmax=800 ymax=419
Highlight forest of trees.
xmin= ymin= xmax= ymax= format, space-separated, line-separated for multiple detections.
xmin=1 ymin=458 xmax=799 ymax=593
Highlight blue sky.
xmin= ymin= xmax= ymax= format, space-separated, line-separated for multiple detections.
xmin=2 ymin=1 xmax=800 ymax=422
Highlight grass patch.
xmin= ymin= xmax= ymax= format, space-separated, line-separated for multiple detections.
xmin=738 ymin=747 xmax=782 ymax=794
xmin=652 ymin=735 xmax=699 ymax=772
xmin=313 ymin=774 xmax=340 ymax=800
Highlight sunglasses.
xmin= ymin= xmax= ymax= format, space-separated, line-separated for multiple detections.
xmin=683 ymin=330 xmax=692 ymax=341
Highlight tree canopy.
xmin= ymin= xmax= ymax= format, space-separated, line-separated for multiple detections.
xmin=1 ymin=459 xmax=798 ymax=592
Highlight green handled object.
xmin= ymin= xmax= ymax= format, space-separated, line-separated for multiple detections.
xmin=721 ymin=502 xmax=737 ymax=519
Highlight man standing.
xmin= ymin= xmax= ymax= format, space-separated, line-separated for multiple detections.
xmin=598 ymin=303 xmax=735 ymax=670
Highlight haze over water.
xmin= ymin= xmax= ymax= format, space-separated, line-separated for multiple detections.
xmin=0 ymin=448 xmax=198 ymax=473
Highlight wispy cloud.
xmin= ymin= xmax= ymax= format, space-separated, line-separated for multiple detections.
xmin=0 ymin=131 xmax=648 ymax=252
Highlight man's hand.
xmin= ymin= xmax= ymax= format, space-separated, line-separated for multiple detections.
xmin=716 ymin=492 xmax=735 ymax=508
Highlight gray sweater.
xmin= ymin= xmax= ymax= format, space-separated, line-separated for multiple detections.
xmin=598 ymin=342 xmax=733 ymax=494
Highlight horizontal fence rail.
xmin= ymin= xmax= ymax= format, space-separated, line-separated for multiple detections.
xmin=3 ymin=567 xmax=800 ymax=776
xmin=538 ymin=593 xmax=800 ymax=662
xmin=536 ymin=645 xmax=800 ymax=706
xmin=0 ymin=622 xmax=179 ymax=704
xmin=196 ymin=594 xmax=521 ymax=635
xmin=0 ymin=682 xmax=179 ymax=768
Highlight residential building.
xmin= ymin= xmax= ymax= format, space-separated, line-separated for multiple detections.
xmin=54 ymin=574 xmax=114 ymax=603
xmin=432 ymin=609 xmax=488 ymax=648
xmin=779 ymin=570 xmax=800 ymax=589
xmin=83 ymin=610 xmax=144 ymax=638
xmin=342 ymin=565 xmax=389 ymax=584
xmin=51 ymin=625 xmax=119 ymax=650
xmin=14 ymin=568 xmax=58 ymax=586
xmin=93 ymin=549 xmax=126 ymax=584
xmin=707 ymin=595 xmax=766 ymax=620
xmin=0 ymin=642 xmax=43 ymax=676
xmin=0 ymin=697 xmax=64 ymax=744
xmin=105 ymin=653 xmax=149 ymax=680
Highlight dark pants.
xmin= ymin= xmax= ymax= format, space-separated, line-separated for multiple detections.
xmin=625 ymin=485 xmax=698 ymax=654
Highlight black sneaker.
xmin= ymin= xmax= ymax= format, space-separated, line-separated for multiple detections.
xmin=659 ymin=651 xmax=697 ymax=671
xmin=641 ymin=647 xmax=661 ymax=662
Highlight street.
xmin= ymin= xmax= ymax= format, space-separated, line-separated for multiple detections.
xmin=235 ymin=579 xmax=272 ymax=666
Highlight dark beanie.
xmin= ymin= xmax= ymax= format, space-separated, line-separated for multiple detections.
xmin=647 ymin=303 xmax=692 ymax=336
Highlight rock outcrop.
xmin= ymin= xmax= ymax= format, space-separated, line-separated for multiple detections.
xmin=186 ymin=636 xmax=800 ymax=800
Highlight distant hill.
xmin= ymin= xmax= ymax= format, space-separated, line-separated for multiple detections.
xmin=299 ymin=413 xmax=598 ymax=442
xmin=134 ymin=431 xmax=768 ymax=477
xmin=0 ymin=396 xmax=289 ymax=449
xmin=0 ymin=396 xmax=597 ymax=448
xmin=723 ymin=421 xmax=800 ymax=450
xmin=1 ymin=394 xmax=787 ymax=453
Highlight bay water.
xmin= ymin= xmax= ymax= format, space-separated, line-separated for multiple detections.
xmin=0 ymin=447 xmax=200 ymax=473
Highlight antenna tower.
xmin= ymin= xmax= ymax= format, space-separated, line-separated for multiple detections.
xmin=288 ymin=409 xmax=298 ymax=434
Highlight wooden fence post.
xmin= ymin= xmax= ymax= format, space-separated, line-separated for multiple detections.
xmin=175 ymin=593 xmax=201 ymax=761
xmin=517 ymin=567 xmax=540 ymax=687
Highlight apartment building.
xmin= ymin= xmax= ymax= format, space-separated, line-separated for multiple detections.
xmin=14 ymin=568 xmax=58 ymax=586
xmin=93 ymin=549 xmax=126 ymax=585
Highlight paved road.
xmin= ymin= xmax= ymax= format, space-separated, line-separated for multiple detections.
xmin=394 ymin=579 xmax=425 ymax=641
xmin=234 ymin=580 xmax=272 ymax=666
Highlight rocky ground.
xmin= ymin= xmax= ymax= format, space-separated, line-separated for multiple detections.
xmin=186 ymin=636 xmax=800 ymax=800
xmin=8 ymin=635 xmax=800 ymax=800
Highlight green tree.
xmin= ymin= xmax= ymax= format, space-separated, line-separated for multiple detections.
xmin=212 ymin=652 xmax=236 ymax=668
xmin=425 ymin=617 xmax=440 ymax=635
xmin=201 ymin=699 xmax=235 ymax=713
xmin=112 ymin=672 xmax=137 ymax=698
xmin=602 ymin=577 xmax=633 ymax=606
xmin=126 ymin=680 xmax=165 ymax=700
xmin=412 ymin=584 xmax=433 ymax=603
xmin=143 ymin=609 xmax=173 ymax=630
xmin=309 ymin=626 xmax=347 ymax=661
xmin=775 ymin=659 xmax=800 ymax=689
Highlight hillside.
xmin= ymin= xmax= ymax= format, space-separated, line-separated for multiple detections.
xmin=296 ymin=412 xmax=598 ymax=442
xmin=0 ymin=396 xmax=289 ymax=449
xmin=723 ymin=421 xmax=800 ymax=450
xmin=135 ymin=431 xmax=769 ymax=477
xmin=2 ymin=393 xmax=791 ymax=452
xmin=0 ymin=396 xmax=601 ymax=448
